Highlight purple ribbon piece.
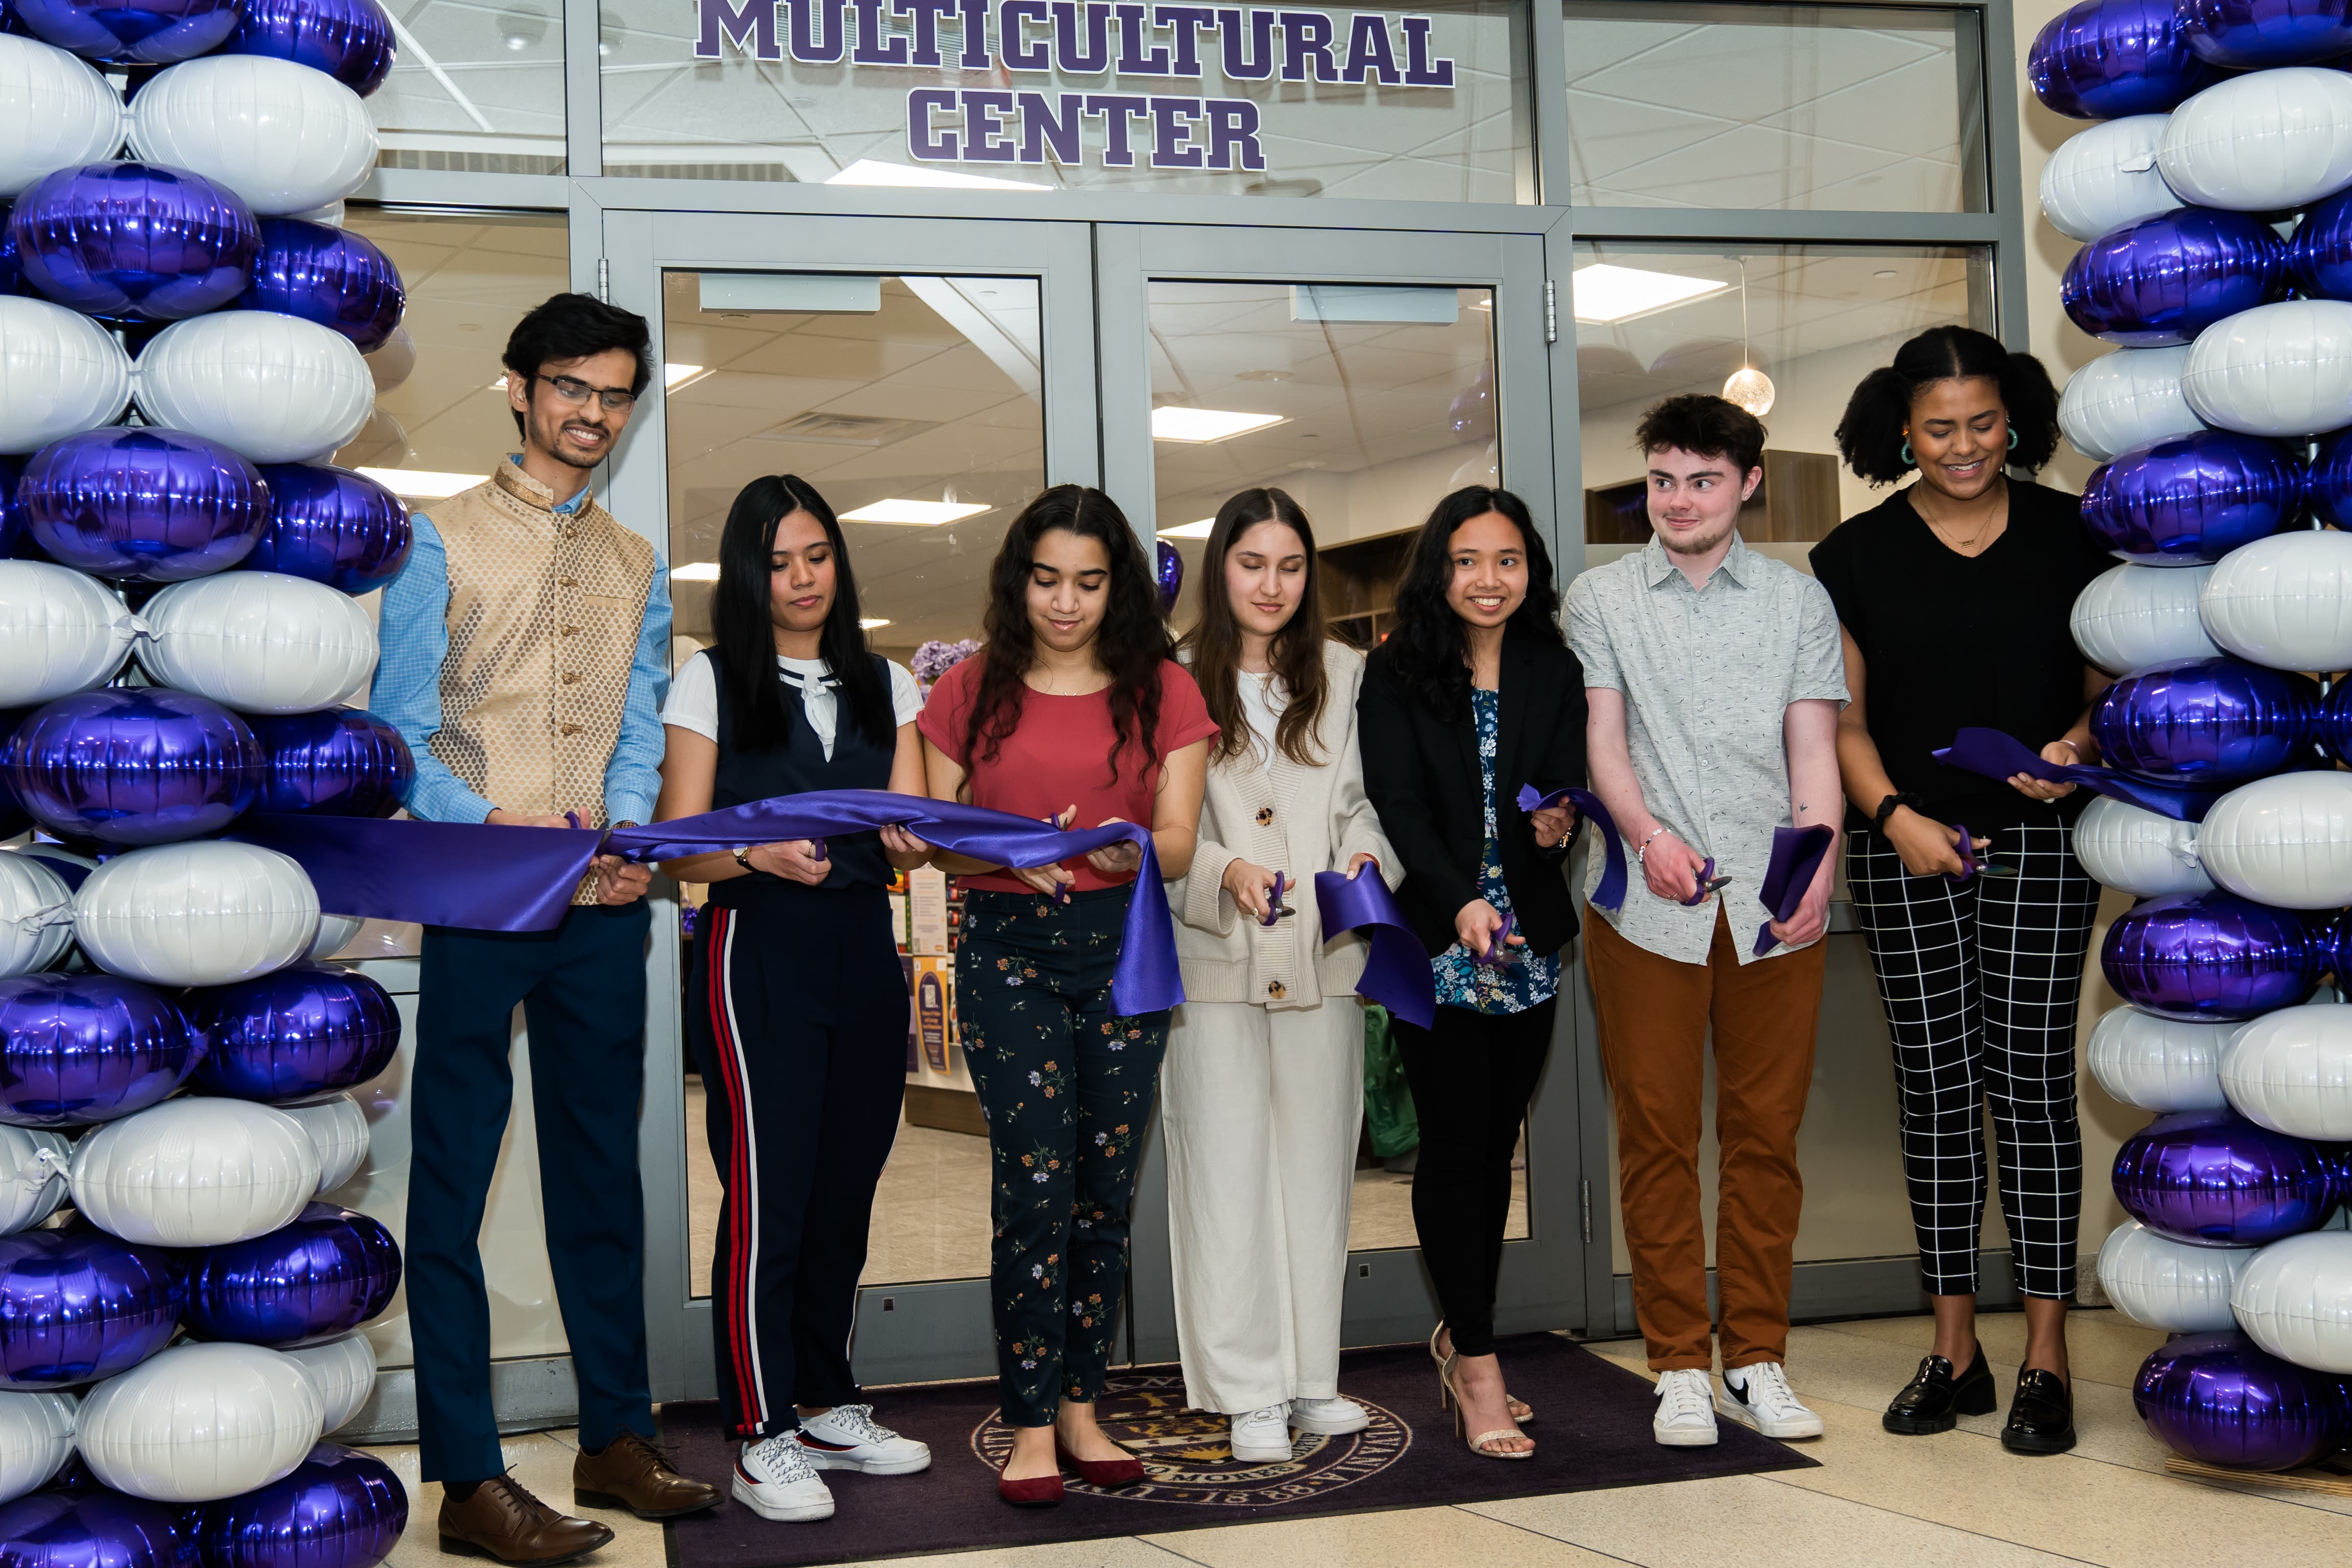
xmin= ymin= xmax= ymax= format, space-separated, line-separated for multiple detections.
xmin=1313 ymin=868 xmax=1435 ymax=1030
xmin=1932 ymin=728 xmax=2226 ymax=822
xmin=233 ymin=789 xmax=1186 ymax=1015
xmin=1753 ymin=824 xmax=1835 ymax=957
xmin=1513 ymin=785 xmax=1629 ymax=911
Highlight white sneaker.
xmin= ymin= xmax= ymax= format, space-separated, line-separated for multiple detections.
xmin=733 ymin=1436 xmax=834 ymax=1522
xmin=1720 ymin=1362 xmax=1824 ymax=1440
xmin=1652 ymin=1367 xmax=1719 ymax=1448
xmin=1291 ymin=1394 xmax=1370 ymax=1436
xmin=1229 ymin=1403 xmax=1294 ymax=1463
xmin=793 ymin=1404 xmax=933 ymax=1475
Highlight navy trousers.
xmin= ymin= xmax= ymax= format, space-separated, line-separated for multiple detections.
xmin=409 ymin=900 xmax=655 ymax=1483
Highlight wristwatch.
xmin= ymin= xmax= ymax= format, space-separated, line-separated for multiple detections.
xmin=732 ymin=846 xmax=754 ymax=871
xmin=1872 ymin=792 xmax=1924 ymax=830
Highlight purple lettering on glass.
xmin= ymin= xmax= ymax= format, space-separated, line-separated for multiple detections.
xmin=852 ymin=0 xmax=910 ymax=62
xmin=958 ymin=0 xmax=991 ymax=65
xmin=1342 ymin=11 xmax=1397 ymax=82
xmin=1085 ymin=91 xmax=1152 ymax=164
xmin=964 ymin=88 xmax=1018 ymax=159
xmin=908 ymin=86 xmax=960 ymax=156
xmin=1205 ymin=96 xmax=1263 ymax=168
xmin=1214 ymin=5 xmax=1275 ymax=77
xmin=696 ymin=0 xmax=779 ymax=58
xmin=903 ymin=0 xmax=958 ymax=63
xmin=1153 ymin=3 xmax=1215 ymax=76
xmin=1278 ymin=9 xmax=1336 ymax=80
xmin=1400 ymin=14 xmax=1451 ymax=85
xmin=1051 ymin=0 xmax=1113 ymax=69
xmin=787 ymin=0 xmax=847 ymax=60
xmin=1148 ymin=95 xmax=1204 ymax=166
xmin=1113 ymin=2 xmax=1172 ymax=71
xmin=999 ymin=0 xmax=1050 ymax=66
xmin=1019 ymin=90 xmax=1084 ymax=161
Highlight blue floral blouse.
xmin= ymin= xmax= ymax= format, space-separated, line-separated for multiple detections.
xmin=1432 ymin=688 xmax=1560 ymax=1015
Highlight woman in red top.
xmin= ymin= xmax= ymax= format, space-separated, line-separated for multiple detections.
xmin=919 ymin=484 xmax=1215 ymax=1506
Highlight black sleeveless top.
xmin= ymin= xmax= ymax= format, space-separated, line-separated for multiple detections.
xmin=707 ymin=648 xmax=896 ymax=904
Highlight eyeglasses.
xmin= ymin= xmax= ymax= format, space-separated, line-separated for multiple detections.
xmin=534 ymin=373 xmax=639 ymax=412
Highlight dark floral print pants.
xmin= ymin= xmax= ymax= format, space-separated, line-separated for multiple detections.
xmin=956 ymin=885 xmax=1169 ymax=1428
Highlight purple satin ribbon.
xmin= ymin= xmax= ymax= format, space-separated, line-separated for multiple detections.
xmin=1312 ymin=868 xmax=1435 ymax=1030
xmin=232 ymin=789 xmax=1186 ymax=1015
xmin=1754 ymin=824 xmax=1835 ymax=957
xmin=1932 ymin=728 xmax=2225 ymax=822
xmin=1513 ymin=785 xmax=1628 ymax=911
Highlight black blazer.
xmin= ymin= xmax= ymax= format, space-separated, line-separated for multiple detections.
xmin=1358 ymin=620 xmax=1588 ymax=959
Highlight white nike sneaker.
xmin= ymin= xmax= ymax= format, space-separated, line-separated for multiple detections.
xmin=733 ymin=1436 xmax=834 ymax=1522
xmin=1652 ymin=1367 xmax=1719 ymax=1448
xmin=793 ymin=1404 xmax=933 ymax=1475
xmin=1720 ymin=1361 xmax=1824 ymax=1440
xmin=1291 ymin=1394 xmax=1370 ymax=1436
xmin=1229 ymin=1403 xmax=1294 ymax=1462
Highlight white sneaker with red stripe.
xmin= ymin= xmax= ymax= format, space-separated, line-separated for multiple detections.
xmin=734 ymin=1436 xmax=834 ymax=1522
xmin=792 ymin=1405 xmax=933 ymax=1475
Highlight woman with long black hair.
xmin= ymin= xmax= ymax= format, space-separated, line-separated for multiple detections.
xmin=1358 ymin=485 xmax=1583 ymax=1461
xmin=918 ymin=484 xmax=1215 ymax=1506
xmin=654 ymin=474 xmax=936 ymax=1524
xmin=1815 ymin=326 xmax=2111 ymax=1456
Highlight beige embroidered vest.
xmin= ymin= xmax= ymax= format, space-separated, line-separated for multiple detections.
xmin=428 ymin=462 xmax=655 ymax=867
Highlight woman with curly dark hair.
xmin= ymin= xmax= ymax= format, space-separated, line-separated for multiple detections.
xmin=1812 ymin=325 xmax=2113 ymax=1458
xmin=917 ymin=484 xmax=1215 ymax=1506
xmin=1357 ymin=484 xmax=1583 ymax=1461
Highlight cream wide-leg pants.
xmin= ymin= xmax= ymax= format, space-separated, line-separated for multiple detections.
xmin=1163 ymin=996 xmax=1365 ymax=1415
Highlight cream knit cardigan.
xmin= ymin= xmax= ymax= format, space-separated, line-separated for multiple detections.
xmin=1169 ymin=640 xmax=1401 ymax=1010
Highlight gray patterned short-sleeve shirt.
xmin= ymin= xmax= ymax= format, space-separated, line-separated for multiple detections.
xmin=1563 ymin=534 xmax=1848 ymax=966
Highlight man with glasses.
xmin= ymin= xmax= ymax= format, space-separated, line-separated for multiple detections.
xmin=373 ymin=292 xmax=720 ymax=1561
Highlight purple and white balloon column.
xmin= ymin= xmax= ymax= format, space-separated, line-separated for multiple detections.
xmin=0 ymin=0 xmax=411 ymax=1553
xmin=2038 ymin=0 xmax=2352 ymax=1471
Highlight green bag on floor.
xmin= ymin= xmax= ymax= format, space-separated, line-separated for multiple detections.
xmin=1361 ymin=1003 xmax=1419 ymax=1157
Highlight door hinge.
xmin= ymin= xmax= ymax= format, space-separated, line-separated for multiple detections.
xmin=596 ymin=257 xmax=610 ymax=302
xmin=1579 ymin=1178 xmax=1593 ymax=1244
xmin=1544 ymin=278 xmax=1558 ymax=344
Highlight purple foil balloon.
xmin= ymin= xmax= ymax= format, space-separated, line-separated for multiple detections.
xmin=0 ymin=972 xmax=199 ymax=1127
xmin=2321 ymin=679 xmax=2352 ymax=762
xmin=2062 ymin=208 xmax=2286 ymax=347
xmin=185 ymin=963 xmax=400 ymax=1102
xmin=2114 ymin=1108 xmax=2337 ymax=1243
xmin=2090 ymin=656 xmax=2318 ymax=782
xmin=184 ymin=1203 xmax=401 ymax=1346
xmin=0 ymin=1489 xmax=198 ymax=1568
xmin=9 ymin=163 xmax=260 ymax=322
xmin=251 ymin=707 xmax=415 ymax=818
xmin=2101 ymin=890 xmax=2319 ymax=1020
xmin=237 ymin=219 xmax=405 ymax=353
xmin=248 ymin=464 xmax=412 ymax=592
xmin=0 ymin=209 xmax=30 ymax=299
xmin=2134 ymin=1331 xmax=2341 ymax=1469
xmin=11 ymin=0 xmax=239 ymax=60
xmin=2180 ymin=0 xmax=2352 ymax=65
xmin=0 ymin=1226 xmax=184 ymax=1388
xmin=0 ymin=710 xmax=28 ymax=841
xmin=2080 ymin=431 xmax=2304 ymax=565
xmin=4 ymin=688 xmax=265 ymax=847
xmin=2029 ymin=0 xmax=2225 ymax=118
xmin=21 ymin=428 xmax=270 ymax=583
xmin=0 ymin=456 xmax=31 ymax=561
xmin=194 ymin=1444 xmax=409 ymax=1568
xmin=1155 ymin=538 xmax=1183 ymax=613
xmin=2289 ymin=185 xmax=2352 ymax=304
xmin=223 ymin=0 xmax=399 ymax=94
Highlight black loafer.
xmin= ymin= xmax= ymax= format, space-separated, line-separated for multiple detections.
xmin=1882 ymin=1342 xmax=1997 ymax=1435
xmin=2001 ymin=1367 xmax=2075 ymax=1455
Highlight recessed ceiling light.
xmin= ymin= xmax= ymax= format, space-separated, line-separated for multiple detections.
xmin=859 ymin=617 xmax=892 ymax=629
xmin=1234 ymin=369 xmax=1293 ymax=382
xmin=355 ymin=467 xmax=486 ymax=499
xmin=664 ymin=363 xmax=709 ymax=391
xmin=671 ymin=561 xmax=721 ymax=581
xmin=1157 ymin=518 xmax=1216 ymax=539
xmin=840 ymin=499 xmax=995 ymax=526
xmin=1152 ymin=407 xmax=1286 ymax=444
xmin=1569 ymin=264 xmax=1730 ymax=324
xmin=824 ymin=159 xmax=1050 ymax=192
xmin=1874 ymin=268 xmax=1899 ymax=279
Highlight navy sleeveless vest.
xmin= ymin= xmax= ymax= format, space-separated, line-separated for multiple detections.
xmin=706 ymin=648 xmax=895 ymax=904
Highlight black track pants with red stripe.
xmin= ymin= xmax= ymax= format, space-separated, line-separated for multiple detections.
xmin=685 ymin=886 xmax=910 ymax=1439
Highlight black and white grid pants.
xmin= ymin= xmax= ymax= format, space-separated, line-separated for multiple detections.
xmin=1846 ymin=822 xmax=2102 ymax=1300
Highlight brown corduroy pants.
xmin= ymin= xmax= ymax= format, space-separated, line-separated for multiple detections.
xmin=1584 ymin=904 xmax=1825 ymax=1371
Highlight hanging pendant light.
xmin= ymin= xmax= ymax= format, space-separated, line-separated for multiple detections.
xmin=1722 ymin=257 xmax=1776 ymax=418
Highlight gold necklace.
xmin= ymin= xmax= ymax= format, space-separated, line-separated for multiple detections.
xmin=1918 ymin=490 xmax=2002 ymax=556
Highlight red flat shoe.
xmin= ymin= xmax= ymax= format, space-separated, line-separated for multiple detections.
xmin=996 ymin=1468 xmax=1064 ymax=1507
xmin=1055 ymin=1441 xmax=1144 ymax=1487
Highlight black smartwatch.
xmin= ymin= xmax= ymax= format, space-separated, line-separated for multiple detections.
xmin=1872 ymin=792 xmax=1924 ymax=830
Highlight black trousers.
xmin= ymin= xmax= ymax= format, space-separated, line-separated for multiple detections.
xmin=685 ymin=887 xmax=909 ymax=1440
xmin=409 ymin=901 xmax=653 ymax=1483
xmin=1846 ymin=823 xmax=2101 ymax=1300
xmin=1391 ymin=999 xmax=1556 ymax=1358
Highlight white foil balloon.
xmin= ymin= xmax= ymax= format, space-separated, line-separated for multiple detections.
xmin=2087 ymin=1004 xmax=2232 ymax=1112
xmin=137 ymin=572 xmax=378 ymax=716
xmin=2220 ymin=1002 xmax=2352 ymax=1139
xmin=68 ymin=1098 xmax=320 ymax=1248
xmin=2059 ymin=347 xmax=2206 ymax=464
xmin=0 ymin=561 xmax=141 ymax=707
xmin=2196 ymin=771 xmax=2352 ymax=909
xmin=2198 ymin=528 xmax=2352 ymax=671
xmin=74 ymin=1342 xmax=322 ymax=1503
xmin=2160 ymin=67 xmax=2352 ymax=211
xmin=2071 ymin=561 xmax=2219 ymax=674
xmin=2041 ymin=114 xmax=2179 ymax=242
xmin=2073 ymin=795 xmax=2211 ymax=898
xmin=0 ymin=852 xmax=75 ymax=981
xmin=0 ymin=297 xmax=134 ymax=455
xmin=2183 ymin=298 xmax=2352 ymax=438
xmin=2098 ymin=1218 xmax=2254 ymax=1333
xmin=2231 ymin=1231 xmax=2352 ymax=1374
xmin=307 ymin=912 xmax=365 ymax=961
xmin=0 ymin=1128 xmax=68 ymax=1237
xmin=0 ymin=38 xmax=126 ymax=199
xmin=276 ymin=1093 xmax=370 ymax=1195
xmin=74 ymin=843 xmax=320 ymax=989
xmin=279 ymin=1333 xmax=376 ymax=1436
xmin=126 ymin=57 xmax=375 ymax=215
xmin=0 ymin=1390 xmax=75 ymax=1505
xmin=133 ymin=311 xmax=373 ymax=466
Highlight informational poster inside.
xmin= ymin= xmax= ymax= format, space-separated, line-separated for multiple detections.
xmin=910 ymin=865 xmax=949 ymax=954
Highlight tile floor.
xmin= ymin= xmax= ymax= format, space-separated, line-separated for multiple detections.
xmin=375 ymin=1307 xmax=2352 ymax=1568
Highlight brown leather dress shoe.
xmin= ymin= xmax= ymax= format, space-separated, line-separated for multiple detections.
xmin=439 ymin=1475 xmax=614 ymax=1565
xmin=573 ymin=1432 xmax=723 ymax=1520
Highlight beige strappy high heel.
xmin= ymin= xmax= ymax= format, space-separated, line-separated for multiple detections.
xmin=1430 ymin=1322 xmax=1535 ymax=1425
xmin=1440 ymin=1352 xmax=1533 ymax=1460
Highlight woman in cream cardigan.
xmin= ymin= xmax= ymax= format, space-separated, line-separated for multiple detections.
xmin=1166 ymin=487 xmax=1398 ymax=1465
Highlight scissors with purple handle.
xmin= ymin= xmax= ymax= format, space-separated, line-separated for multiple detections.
xmin=1946 ymin=823 xmax=2016 ymax=883
xmin=1260 ymin=870 xmax=1297 ymax=927
xmin=1678 ymin=856 xmax=1732 ymax=906
xmin=1474 ymin=911 xmax=1517 ymax=966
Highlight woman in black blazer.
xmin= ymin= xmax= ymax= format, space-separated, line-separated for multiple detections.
xmin=1358 ymin=485 xmax=1585 ymax=1462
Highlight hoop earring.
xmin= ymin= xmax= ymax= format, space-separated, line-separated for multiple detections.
xmin=2008 ymin=428 xmax=2019 ymax=451
xmin=1900 ymin=439 xmax=1915 ymax=467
